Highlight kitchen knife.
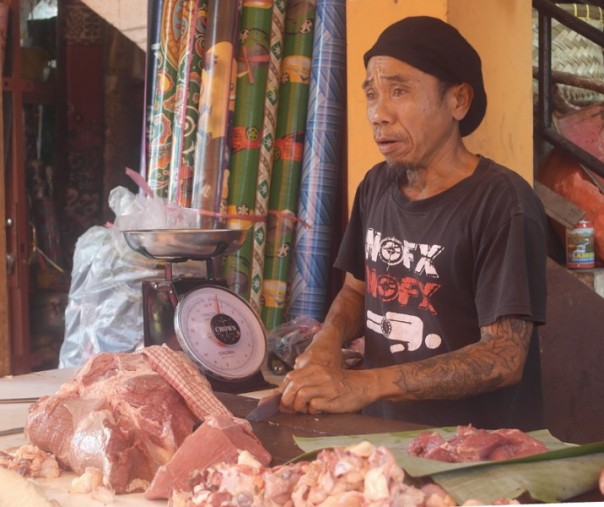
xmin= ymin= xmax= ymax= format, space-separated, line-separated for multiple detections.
xmin=0 ymin=427 xmax=24 ymax=437
xmin=246 ymin=391 xmax=282 ymax=422
xmin=0 ymin=397 xmax=39 ymax=404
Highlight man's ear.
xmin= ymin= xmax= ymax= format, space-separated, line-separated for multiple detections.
xmin=450 ymin=82 xmax=474 ymax=122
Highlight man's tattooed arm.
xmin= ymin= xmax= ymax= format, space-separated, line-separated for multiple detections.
xmin=383 ymin=316 xmax=533 ymax=401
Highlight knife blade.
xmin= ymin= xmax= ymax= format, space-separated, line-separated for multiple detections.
xmin=0 ymin=397 xmax=39 ymax=404
xmin=0 ymin=427 xmax=24 ymax=437
xmin=246 ymin=391 xmax=282 ymax=422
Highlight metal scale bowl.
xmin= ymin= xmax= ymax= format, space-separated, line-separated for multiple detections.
xmin=123 ymin=228 xmax=271 ymax=394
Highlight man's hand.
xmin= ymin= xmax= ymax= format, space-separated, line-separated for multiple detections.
xmin=279 ymin=365 xmax=377 ymax=414
xmin=293 ymin=272 xmax=365 ymax=370
xmin=293 ymin=327 xmax=344 ymax=369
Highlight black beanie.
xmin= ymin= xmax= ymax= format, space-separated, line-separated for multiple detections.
xmin=363 ymin=16 xmax=487 ymax=137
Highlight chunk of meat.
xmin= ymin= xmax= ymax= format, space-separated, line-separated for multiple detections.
xmin=145 ymin=414 xmax=271 ymax=500
xmin=408 ymin=432 xmax=456 ymax=462
xmin=407 ymin=431 xmax=446 ymax=456
xmin=408 ymin=425 xmax=548 ymax=463
xmin=24 ymin=352 xmax=197 ymax=493
xmin=488 ymin=429 xmax=551 ymax=461
xmin=449 ymin=428 xmax=509 ymax=462
xmin=0 ymin=445 xmax=60 ymax=479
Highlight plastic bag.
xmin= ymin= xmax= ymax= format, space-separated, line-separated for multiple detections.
xmin=268 ymin=316 xmax=364 ymax=372
xmin=59 ymin=186 xmax=197 ymax=368
xmin=270 ymin=316 xmax=321 ymax=367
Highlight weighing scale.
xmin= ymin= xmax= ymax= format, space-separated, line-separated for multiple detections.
xmin=123 ymin=228 xmax=272 ymax=394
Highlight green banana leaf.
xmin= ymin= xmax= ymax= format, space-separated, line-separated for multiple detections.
xmin=292 ymin=427 xmax=604 ymax=504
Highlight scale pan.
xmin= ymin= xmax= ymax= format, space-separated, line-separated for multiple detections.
xmin=123 ymin=228 xmax=249 ymax=261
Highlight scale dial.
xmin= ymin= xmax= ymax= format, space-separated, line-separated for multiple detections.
xmin=174 ymin=285 xmax=267 ymax=381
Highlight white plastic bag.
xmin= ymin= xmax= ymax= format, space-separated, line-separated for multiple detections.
xmin=59 ymin=186 xmax=197 ymax=368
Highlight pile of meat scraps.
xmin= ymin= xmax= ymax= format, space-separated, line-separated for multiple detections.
xmin=171 ymin=441 xmax=441 ymax=507
xmin=408 ymin=425 xmax=549 ymax=463
xmin=22 ymin=346 xmax=270 ymax=497
xmin=0 ymin=444 xmax=60 ymax=479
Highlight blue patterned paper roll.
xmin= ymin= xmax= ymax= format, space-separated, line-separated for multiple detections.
xmin=286 ymin=0 xmax=346 ymax=321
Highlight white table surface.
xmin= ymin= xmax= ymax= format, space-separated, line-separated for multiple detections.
xmin=0 ymin=366 xmax=281 ymax=506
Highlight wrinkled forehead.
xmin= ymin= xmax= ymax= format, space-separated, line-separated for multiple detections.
xmin=362 ymin=56 xmax=438 ymax=90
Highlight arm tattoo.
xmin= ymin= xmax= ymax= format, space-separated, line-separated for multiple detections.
xmin=392 ymin=316 xmax=532 ymax=400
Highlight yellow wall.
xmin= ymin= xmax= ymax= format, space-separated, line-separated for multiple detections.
xmin=346 ymin=0 xmax=534 ymax=209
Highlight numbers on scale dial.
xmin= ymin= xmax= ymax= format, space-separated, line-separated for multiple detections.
xmin=176 ymin=286 xmax=265 ymax=379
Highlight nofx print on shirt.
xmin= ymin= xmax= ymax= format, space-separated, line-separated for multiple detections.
xmin=365 ymin=228 xmax=444 ymax=356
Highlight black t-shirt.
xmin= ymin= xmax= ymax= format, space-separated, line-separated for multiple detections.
xmin=335 ymin=156 xmax=547 ymax=430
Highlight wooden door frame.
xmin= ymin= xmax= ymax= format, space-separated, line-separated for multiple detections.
xmin=0 ymin=66 xmax=8 ymax=376
xmin=1 ymin=0 xmax=32 ymax=376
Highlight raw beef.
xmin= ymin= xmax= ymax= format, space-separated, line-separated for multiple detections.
xmin=145 ymin=414 xmax=272 ymax=499
xmin=0 ymin=444 xmax=60 ymax=479
xmin=24 ymin=352 xmax=198 ymax=493
xmin=169 ymin=441 xmax=435 ymax=507
xmin=23 ymin=346 xmax=272 ymax=498
xmin=408 ymin=425 xmax=549 ymax=463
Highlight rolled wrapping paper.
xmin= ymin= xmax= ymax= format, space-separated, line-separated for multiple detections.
xmin=142 ymin=0 xmax=165 ymax=179
xmin=223 ymin=0 xmax=274 ymax=299
xmin=287 ymin=0 xmax=346 ymax=321
xmin=261 ymin=0 xmax=316 ymax=330
xmin=249 ymin=0 xmax=287 ymax=314
xmin=191 ymin=0 xmax=242 ymax=228
xmin=167 ymin=0 xmax=206 ymax=205
xmin=176 ymin=2 xmax=207 ymax=207
xmin=147 ymin=0 xmax=184 ymax=198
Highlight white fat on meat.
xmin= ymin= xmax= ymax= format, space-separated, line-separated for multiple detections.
xmin=70 ymin=466 xmax=116 ymax=504
xmin=0 ymin=444 xmax=61 ymax=479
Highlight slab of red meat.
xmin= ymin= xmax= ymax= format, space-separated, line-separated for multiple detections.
xmin=24 ymin=352 xmax=197 ymax=493
xmin=444 ymin=426 xmax=508 ymax=462
xmin=145 ymin=414 xmax=272 ymax=500
xmin=407 ymin=431 xmax=445 ymax=455
xmin=488 ymin=428 xmax=551 ymax=461
xmin=408 ymin=425 xmax=548 ymax=463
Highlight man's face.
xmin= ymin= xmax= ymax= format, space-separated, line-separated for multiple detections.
xmin=363 ymin=56 xmax=461 ymax=169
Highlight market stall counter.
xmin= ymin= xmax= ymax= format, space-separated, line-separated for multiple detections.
xmin=1 ymin=367 xmax=604 ymax=506
xmin=0 ymin=366 xmax=426 ymax=506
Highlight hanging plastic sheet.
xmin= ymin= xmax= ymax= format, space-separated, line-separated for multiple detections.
xmin=223 ymin=0 xmax=274 ymax=298
xmin=261 ymin=0 xmax=316 ymax=330
xmin=249 ymin=0 xmax=287 ymax=314
xmin=191 ymin=0 xmax=242 ymax=228
xmin=286 ymin=0 xmax=346 ymax=321
xmin=167 ymin=0 xmax=207 ymax=206
xmin=146 ymin=0 xmax=184 ymax=197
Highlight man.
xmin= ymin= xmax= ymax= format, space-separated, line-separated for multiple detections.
xmin=279 ymin=16 xmax=547 ymax=431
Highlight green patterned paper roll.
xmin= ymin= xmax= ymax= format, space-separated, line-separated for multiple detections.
xmin=261 ymin=0 xmax=316 ymax=330
xmin=223 ymin=0 xmax=274 ymax=299
xmin=249 ymin=0 xmax=287 ymax=314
